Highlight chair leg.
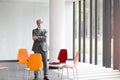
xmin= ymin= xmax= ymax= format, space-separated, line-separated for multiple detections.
xmin=17 ymin=64 xmax=18 ymax=80
xmin=67 ymin=68 xmax=69 ymax=79
xmin=75 ymin=67 xmax=78 ymax=80
xmin=26 ymin=71 xmax=29 ymax=80
xmin=39 ymin=70 xmax=42 ymax=80
xmin=61 ymin=69 xmax=63 ymax=80
xmin=23 ymin=69 xmax=26 ymax=80
xmin=73 ymin=68 xmax=75 ymax=80
xmin=23 ymin=70 xmax=25 ymax=80
xmin=7 ymin=68 xmax=10 ymax=80
xmin=58 ymin=67 xmax=60 ymax=77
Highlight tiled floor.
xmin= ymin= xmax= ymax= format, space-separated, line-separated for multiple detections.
xmin=0 ymin=61 xmax=120 ymax=80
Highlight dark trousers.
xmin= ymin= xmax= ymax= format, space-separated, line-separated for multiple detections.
xmin=34 ymin=51 xmax=48 ymax=78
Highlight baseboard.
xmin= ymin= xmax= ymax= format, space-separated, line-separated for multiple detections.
xmin=0 ymin=60 xmax=18 ymax=62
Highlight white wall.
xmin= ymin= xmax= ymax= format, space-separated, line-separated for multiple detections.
xmin=0 ymin=2 xmax=49 ymax=60
xmin=0 ymin=1 xmax=73 ymax=60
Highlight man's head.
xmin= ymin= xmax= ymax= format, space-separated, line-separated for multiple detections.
xmin=36 ymin=19 xmax=43 ymax=28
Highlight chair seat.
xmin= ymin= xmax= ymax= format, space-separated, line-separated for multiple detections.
xmin=25 ymin=67 xmax=42 ymax=71
xmin=60 ymin=64 xmax=74 ymax=68
xmin=0 ymin=66 xmax=8 ymax=69
xmin=49 ymin=62 xmax=60 ymax=65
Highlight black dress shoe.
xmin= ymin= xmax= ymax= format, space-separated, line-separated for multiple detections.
xmin=44 ymin=76 xmax=49 ymax=80
xmin=33 ymin=77 xmax=38 ymax=80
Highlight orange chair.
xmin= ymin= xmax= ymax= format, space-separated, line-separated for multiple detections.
xmin=59 ymin=52 xmax=79 ymax=80
xmin=0 ymin=65 xmax=10 ymax=80
xmin=17 ymin=48 xmax=29 ymax=78
xmin=49 ymin=49 xmax=68 ymax=77
xmin=24 ymin=53 xmax=43 ymax=80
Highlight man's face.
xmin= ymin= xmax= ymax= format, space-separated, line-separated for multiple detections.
xmin=37 ymin=20 xmax=42 ymax=28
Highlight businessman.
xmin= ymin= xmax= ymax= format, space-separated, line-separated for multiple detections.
xmin=32 ymin=19 xmax=49 ymax=80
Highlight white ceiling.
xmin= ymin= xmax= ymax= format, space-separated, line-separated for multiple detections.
xmin=0 ymin=0 xmax=75 ymax=3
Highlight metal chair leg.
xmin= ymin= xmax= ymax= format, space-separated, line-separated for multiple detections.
xmin=17 ymin=64 xmax=18 ymax=80
xmin=26 ymin=71 xmax=29 ymax=80
xmin=23 ymin=69 xmax=26 ymax=80
xmin=61 ymin=69 xmax=63 ymax=80
xmin=67 ymin=68 xmax=69 ymax=78
xmin=73 ymin=68 xmax=75 ymax=80
xmin=76 ymin=67 xmax=78 ymax=80
xmin=7 ymin=68 xmax=10 ymax=80
xmin=58 ymin=67 xmax=60 ymax=77
xmin=39 ymin=70 xmax=42 ymax=80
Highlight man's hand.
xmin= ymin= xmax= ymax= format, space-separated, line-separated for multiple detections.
xmin=33 ymin=36 xmax=38 ymax=40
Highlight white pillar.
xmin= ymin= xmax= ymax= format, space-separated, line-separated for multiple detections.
xmin=49 ymin=0 xmax=65 ymax=62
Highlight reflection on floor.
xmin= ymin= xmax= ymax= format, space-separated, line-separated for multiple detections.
xmin=0 ymin=61 xmax=120 ymax=80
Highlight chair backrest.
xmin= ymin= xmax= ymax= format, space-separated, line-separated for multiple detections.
xmin=27 ymin=54 xmax=43 ymax=70
xmin=17 ymin=48 xmax=29 ymax=62
xmin=74 ymin=52 xmax=79 ymax=66
xmin=57 ymin=49 xmax=68 ymax=63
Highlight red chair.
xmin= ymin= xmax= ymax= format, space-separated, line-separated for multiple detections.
xmin=58 ymin=49 xmax=68 ymax=63
xmin=59 ymin=52 xmax=79 ymax=80
xmin=49 ymin=49 xmax=68 ymax=76
xmin=49 ymin=49 xmax=68 ymax=65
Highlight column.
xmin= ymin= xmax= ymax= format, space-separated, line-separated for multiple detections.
xmin=103 ymin=0 xmax=111 ymax=67
xmin=49 ymin=0 xmax=66 ymax=62
xmin=113 ymin=0 xmax=120 ymax=70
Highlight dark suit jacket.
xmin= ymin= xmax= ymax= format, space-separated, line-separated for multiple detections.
xmin=32 ymin=28 xmax=48 ymax=53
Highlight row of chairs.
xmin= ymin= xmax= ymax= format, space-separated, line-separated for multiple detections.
xmin=0 ymin=48 xmax=79 ymax=80
xmin=18 ymin=48 xmax=79 ymax=80
xmin=17 ymin=48 xmax=43 ymax=80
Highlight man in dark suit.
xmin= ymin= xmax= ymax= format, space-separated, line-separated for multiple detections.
xmin=32 ymin=19 xmax=49 ymax=80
